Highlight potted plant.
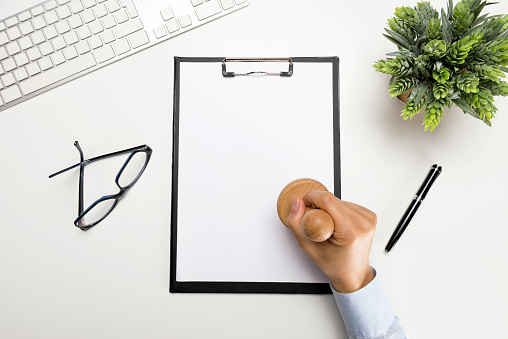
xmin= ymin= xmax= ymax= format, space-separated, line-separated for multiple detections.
xmin=374 ymin=0 xmax=508 ymax=131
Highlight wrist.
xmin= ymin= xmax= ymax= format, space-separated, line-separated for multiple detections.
xmin=329 ymin=265 xmax=375 ymax=294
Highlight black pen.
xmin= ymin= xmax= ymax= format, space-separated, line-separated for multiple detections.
xmin=385 ymin=164 xmax=442 ymax=253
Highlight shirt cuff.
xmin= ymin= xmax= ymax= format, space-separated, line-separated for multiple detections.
xmin=330 ymin=268 xmax=396 ymax=338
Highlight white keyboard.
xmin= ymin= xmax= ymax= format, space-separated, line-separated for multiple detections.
xmin=0 ymin=0 xmax=249 ymax=111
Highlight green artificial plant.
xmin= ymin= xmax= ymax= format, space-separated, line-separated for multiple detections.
xmin=374 ymin=0 xmax=508 ymax=131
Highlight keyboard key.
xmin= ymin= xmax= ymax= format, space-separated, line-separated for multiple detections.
xmin=76 ymin=40 xmax=90 ymax=54
xmin=43 ymin=26 xmax=58 ymax=39
xmin=83 ymin=0 xmax=97 ymax=8
xmin=26 ymin=62 xmax=41 ymax=76
xmin=40 ymin=41 xmax=54 ymax=56
xmin=26 ymin=47 xmax=42 ymax=61
xmin=18 ymin=11 xmax=32 ymax=22
xmin=195 ymin=1 xmax=221 ymax=20
xmin=191 ymin=0 xmax=204 ymax=6
xmin=5 ymin=17 xmax=19 ymax=28
xmin=63 ymin=31 xmax=79 ymax=45
xmin=178 ymin=15 xmax=192 ymax=28
xmin=31 ymin=6 xmax=45 ymax=16
xmin=39 ymin=56 xmax=53 ymax=70
xmin=88 ymin=35 xmax=103 ymax=49
xmin=7 ymin=27 xmax=22 ymax=40
xmin=31 ymin=31 xmax=45 ymax=45
xmin=160 ymin=8 xmax=174 ymax=21
xmin=56 ymin=20 xmax=71 ymax=34
xmin=89 ymin=21 xmax=104 ymax=34
xmin=123 ymin=0 xmax=138 ymax=18
xmin=62 ymin=46 xmax=78 ymax=59
xmin=94 ymin=44 xmax=115 ymax=63
xmin=220 ymin=0 xmax=235 ymax=10
xmin=82 ymin=10 xmax=96 ymax=23
xmin=52 ymin=36 xmax=67 ymax=50
xmin=0 ymin=47 xmax=7 ymax=60
xmin=101 ymin=30 xmax=115 ymax=43
xmin=51 ymin=51 xmax=66 ymax=66
xmin=44 ymin=11 xmax=58 ymax=25
xmin=14 ymin=67 xmax=28 ymax=81
xmin=45 ymin=11 xmax=59 ymax=25
xmin=128 ymin=30 xmax=149 ymax=49
xmin=1 ymin=73 xmax=16 ymax=87
xmin=115 ymin=10 xmax=128 ymax=24
xmin=6 ymin=42 xmax=21 ymax=56
xmin=68 ymin=15 xmax=83 ymax=29
xmin=20 ymin=21 xmax=35 ymax=35
xmin=70 ymin=0 xmax=85 ymax=13
xmin=102 ymin=15 xmax=117 ymax=29
xmin=106 ymin=0 xmax=121 ymax=13
xmin=1 ymin=84 xmax=22 ymax=103
xmin=77 ymin=26 xmax=92 ymax=39
xmin=44 ymin=0 xmax=58 ymax=10
xmin=0 ymin=32 xmax=8 ymax=46
xmin=58 ymin=5 xmax=72 ymax=19
xmin=153 ymin=25 xmax=167 ymax=39
xmin=94 ymin=4 xmax=108 ymax=18
xmin=114 ymin=18 xmax=143 ymax=38
xmin=32 ymin=16 xmax=47 ymax=30
xmin=2 ymin=58 xmax=16 ymax=72
xmin=14 ymin=53 xmax=29 ymax=66
xmin=18 ymin=37 xmax=34 ymax=50
xmin=165 ymin=20 xmax=179 ymax=34
xmin=113 ymin=38 xmax=130 ymax=55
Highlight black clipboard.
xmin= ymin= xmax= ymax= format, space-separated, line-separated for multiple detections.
xmin=171 ymin=57 xmax=340 ymax=293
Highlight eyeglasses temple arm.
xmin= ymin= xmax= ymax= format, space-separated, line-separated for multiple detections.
xmin=75 ymin=141 xmax=85 ymax=221
xmin=48 ymin=145 xmax=148 ymax=178
xmin=48 ymin=162 xmax=83 ymax=178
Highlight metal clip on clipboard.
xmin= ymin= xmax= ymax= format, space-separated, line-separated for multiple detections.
xmin=222 ymin=58 xmax=294 ymax=77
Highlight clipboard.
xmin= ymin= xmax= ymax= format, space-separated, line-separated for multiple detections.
xmin=170 ymin=57 xmax=340 ymax=293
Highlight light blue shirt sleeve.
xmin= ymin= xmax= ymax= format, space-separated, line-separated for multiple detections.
xmin=330 ymin=268 xmax=408 ymax=339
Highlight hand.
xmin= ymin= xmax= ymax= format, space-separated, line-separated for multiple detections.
xmin=286 ymin=191 xmax=377 ymax=293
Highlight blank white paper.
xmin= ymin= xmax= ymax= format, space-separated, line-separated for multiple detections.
xmin=176 ymin=60 xmax=336 ymax=283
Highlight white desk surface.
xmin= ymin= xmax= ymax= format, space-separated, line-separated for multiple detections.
xmin=1 ymin=0 xmax=507 ymax=338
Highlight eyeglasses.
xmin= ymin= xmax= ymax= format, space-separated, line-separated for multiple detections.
xmin=49 ymin=141 xmax=152 ymax=231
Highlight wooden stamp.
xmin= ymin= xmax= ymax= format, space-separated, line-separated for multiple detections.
xmin=277 ymin=178 xmax=334 ymax=242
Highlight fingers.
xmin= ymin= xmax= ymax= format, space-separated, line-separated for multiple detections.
xmin=303 ymin=190 xmax=347 ymax=223
xmin=289 ymin=191 xmax=377 ymax=246
xmin=286 ymin=196 xmax=307 ymax=241
xmin=302 ymin=191 xmax=355 ymax=242
xmin=342 ymin=201 xmax=377 ymax=226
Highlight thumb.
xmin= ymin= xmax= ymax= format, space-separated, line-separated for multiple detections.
xmin=286 ymin=197 xmax=306 ymax=240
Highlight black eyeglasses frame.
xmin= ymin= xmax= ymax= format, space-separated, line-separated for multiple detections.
xmin=49 ymin=141 xmax=152 ymax=231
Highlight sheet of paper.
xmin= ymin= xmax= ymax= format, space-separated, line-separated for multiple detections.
xmin=176 ymin=61 xmax=336 ymax=283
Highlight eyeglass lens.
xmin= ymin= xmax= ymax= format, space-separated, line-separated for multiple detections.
xmin=77 ymin=198 xmax=116 ymax=226
xmin=118 ymin=151 xmax=149 ymax=188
